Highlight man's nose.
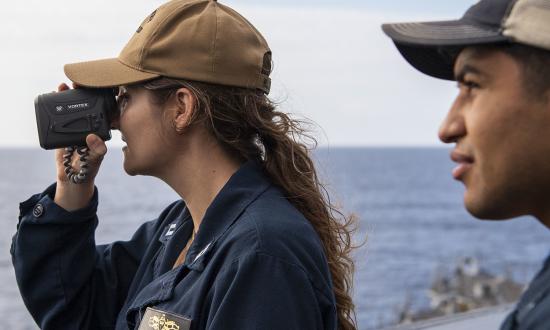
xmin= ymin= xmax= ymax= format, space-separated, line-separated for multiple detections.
xmin=438 ymin=100 xmax=466 ymax=144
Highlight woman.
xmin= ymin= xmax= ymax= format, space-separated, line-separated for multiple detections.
xmin=12 ymin=0 xmax=356 ymax=329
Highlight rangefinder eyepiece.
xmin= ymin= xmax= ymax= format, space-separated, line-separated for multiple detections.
xmin=34 ymin=88 xmax=117 ymax=150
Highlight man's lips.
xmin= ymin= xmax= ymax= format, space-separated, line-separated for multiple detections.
xmin=450 ymin=150 xmax=474 ymax=180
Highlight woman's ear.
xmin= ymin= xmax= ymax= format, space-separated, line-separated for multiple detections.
xmin=172 ymin=87 xmax=197 ymax=134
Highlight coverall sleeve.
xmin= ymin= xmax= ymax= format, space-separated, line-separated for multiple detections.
xmin=10 ymin=183 xmax=161 ymax=330
xmin=204 ymin=252 xmax=337 ymax=330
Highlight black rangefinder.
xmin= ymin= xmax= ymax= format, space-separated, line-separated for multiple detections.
xmin=34 ymin=88 xmax=117 ymax=150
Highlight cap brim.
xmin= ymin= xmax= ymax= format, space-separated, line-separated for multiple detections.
xmin=382 ymin=19 xmax=510 ymax=80
xmin=64 ymin=58 xmax=160 ymax=88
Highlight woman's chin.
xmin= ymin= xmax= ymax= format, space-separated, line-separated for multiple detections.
xmin=122 ymin=152 xmax=138 ymax=176
xmin=123 ymin=163 xmax=138 ymax=176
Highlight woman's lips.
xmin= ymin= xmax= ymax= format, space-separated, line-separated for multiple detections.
xmin=121 ymin=135 xmax=128 ymax=151
xmin=450 ymin=150 xmax=474 ymax=180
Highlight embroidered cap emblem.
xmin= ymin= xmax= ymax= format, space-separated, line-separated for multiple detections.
xmin=136 ymin=9 xmax=158 ymax=33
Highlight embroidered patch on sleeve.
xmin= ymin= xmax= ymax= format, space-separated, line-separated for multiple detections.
xmin=138 ymin=307 xmax=192 ymax=330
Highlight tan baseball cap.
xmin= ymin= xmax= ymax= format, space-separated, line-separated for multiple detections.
xmin=64 ymin=0 xmax=272 ymax=93
xmin=382 ymin=0 xmax=550 ymax=80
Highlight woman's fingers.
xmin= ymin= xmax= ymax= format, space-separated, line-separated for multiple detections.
xmin=58 ymin=83 xmax=70 ymax=92
xmin=86 ymin=134 xmax=108 ymax=161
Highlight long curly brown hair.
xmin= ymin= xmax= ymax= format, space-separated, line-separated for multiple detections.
xmin=141 ymin=77 xmax=358 ymax=329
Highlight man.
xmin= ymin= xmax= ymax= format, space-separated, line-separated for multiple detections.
xmin=382 ymin=0 xmax=550 ymax=329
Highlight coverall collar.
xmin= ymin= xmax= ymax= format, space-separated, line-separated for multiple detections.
xmin=184 ymin=160 xmax=271 ymax=271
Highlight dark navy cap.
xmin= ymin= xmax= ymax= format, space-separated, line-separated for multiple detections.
xmin=381 ymin=0 xmax=550 ymax=80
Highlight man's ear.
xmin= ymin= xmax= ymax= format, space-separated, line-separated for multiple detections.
xmin=172 ymin=87 xmax=197 ymax=133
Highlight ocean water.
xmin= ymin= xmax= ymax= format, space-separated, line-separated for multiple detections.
xmin=1 ymin=147 xmax=549 ymax=329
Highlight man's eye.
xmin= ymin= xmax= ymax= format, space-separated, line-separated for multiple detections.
xmin=465 ymin=81 xmax=479 ymax=89
xmin=457 ymin=80 xmax=479 ymax=92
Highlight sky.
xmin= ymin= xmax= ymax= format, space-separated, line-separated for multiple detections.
xmin=0 ymin=0 xmax=478 ymax=147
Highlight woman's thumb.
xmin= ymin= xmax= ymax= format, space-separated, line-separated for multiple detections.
xmin=86 ymin=134 xmax=107 ymax=159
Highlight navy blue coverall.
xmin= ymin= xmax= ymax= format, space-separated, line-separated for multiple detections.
xmin=11 ymin=161 xmax=337 ymax=329
xmin=501 ymin=253 xmax=550 ymax=330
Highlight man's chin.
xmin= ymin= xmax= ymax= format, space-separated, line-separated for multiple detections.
xmin=464 ymin=194 xmax=518 ymax=221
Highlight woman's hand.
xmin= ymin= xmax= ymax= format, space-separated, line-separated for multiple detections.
xmin=53 ymin=83 xmax=108 ymax=211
